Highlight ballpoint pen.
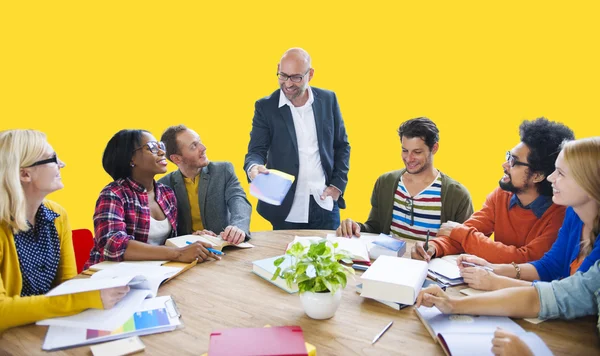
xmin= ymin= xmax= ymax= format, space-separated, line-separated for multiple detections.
xmin=461 ymin=261 xmax=493 ymax=272
xmin=372 ymin=321 xmax=393 ymax=344
xmin=424 ymin=230 xmax=430 ymax=252
xmin=186 ymin=241 xmax=225 ymax=255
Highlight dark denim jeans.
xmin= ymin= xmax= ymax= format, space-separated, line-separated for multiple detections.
xmin=272 ymin=197 xmax=340 ymax=230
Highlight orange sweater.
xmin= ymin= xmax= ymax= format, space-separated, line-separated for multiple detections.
xmin=430 ymin=188 xmax=566 ymax=264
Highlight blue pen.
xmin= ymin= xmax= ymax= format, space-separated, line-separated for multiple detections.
xmin=185 ymin=241 xmax=225 ymax=255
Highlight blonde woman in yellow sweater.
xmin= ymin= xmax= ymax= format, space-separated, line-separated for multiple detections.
xmin=0 ymin=130 xmax=128 ymax=331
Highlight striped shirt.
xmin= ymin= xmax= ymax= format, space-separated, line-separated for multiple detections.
xmin=390 ymin=173 xmax=442 ymax=240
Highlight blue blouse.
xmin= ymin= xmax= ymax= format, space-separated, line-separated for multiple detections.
xmin=531 ymin=207 xmax=600 ymax=281
xmin=13 ymin=204 xmax=61 ymax=296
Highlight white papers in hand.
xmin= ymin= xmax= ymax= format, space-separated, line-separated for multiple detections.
xmin=310 ymin=187 xmax=333 ymax=211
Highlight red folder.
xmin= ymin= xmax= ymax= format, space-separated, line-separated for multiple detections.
xmin=208 ymin=326 xmax=308 ymax=356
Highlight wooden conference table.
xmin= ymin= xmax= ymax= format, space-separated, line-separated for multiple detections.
xmin=1 ymin=230 xmax=598 ymax=355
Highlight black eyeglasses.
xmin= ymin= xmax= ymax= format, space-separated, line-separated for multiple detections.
xmin=134 ymin=141 xmax=166 ymax=155
xmin=406 ymin=197 xmax=415 ymax=226
xmin=276 ymin=69 xmax=310 ymax=83
xmin=506 ymin=151 xmax=532 ymax=168
xmin=25 ymin=155 xmax=59 ymax=168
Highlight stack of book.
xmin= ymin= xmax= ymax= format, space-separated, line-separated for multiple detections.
xmin=359 ymin=255 xmax=429 ymax=305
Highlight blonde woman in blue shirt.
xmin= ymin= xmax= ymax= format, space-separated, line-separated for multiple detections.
xmin=0 ymin=129 xmax=128 ymax=331
xmin=416 ymin=137 xmax=600 ymax=355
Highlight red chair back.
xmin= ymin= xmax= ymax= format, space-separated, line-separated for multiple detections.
xmin=72 ymin=229 xmax=94 ymax=273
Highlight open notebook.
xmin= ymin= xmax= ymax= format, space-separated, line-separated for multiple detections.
xmin=415 ymin=306 xmax=526 ymax=356
xmin=166 ymin=234 xmax=254 ymax=252
xmin=42 ymin=296 xmax=181 ymax=351
xmin=38 ymin=263 xmax=184 ymax=330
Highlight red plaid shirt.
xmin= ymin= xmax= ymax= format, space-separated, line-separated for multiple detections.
xmin=84 ymin=178 xmax=178 ymax=269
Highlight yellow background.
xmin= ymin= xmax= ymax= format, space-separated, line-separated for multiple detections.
xmin=1 ymin=2 xmax=598 ymax=233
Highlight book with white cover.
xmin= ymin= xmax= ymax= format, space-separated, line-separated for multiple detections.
xmin=359 ymin=255 xmax=428 ymax=305
xmin=252 ymin=255 xmax=299 ymax=293
xmin=166 ymin=234 xmax=254 ymax=251
xmin=415 ymin=306 xmax=527 ymax=355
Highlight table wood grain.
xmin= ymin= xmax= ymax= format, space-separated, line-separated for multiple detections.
xmin=1 ymin=230 xmax=597 ymax=355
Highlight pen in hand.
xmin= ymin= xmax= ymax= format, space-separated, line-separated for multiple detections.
xmin=424 ymin=230 xmax=430 ymax=252
xmin=185 ymin=241 xmax=225 ymax=255
xmin=372 ymin=321 xmax=393 ymax=344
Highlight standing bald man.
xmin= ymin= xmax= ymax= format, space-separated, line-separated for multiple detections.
xmin=244 ymin=48 xmax=350 ymax=230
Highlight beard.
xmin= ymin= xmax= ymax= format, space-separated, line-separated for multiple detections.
xmin=499 ymin=173 xmax=524 ymax=194
xmin=281 ymin=82 xmax=306 ymax=101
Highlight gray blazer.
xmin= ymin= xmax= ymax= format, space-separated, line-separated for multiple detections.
xmin=158 ymin=161 xmax=252 ymax=239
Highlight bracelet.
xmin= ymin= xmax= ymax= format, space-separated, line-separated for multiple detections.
xmin=511 ymin=262 xmax=521 ymax=280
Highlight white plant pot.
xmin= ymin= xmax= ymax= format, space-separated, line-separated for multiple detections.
xmin=299 ymin=289 xmax=342 ymax=320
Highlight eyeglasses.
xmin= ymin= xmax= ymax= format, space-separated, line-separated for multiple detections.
xmin=406 ymin=197 xmax=415 ymax=226
xmin=134 ymin=141 xmax=166 ymax=155
xmin=506 ymin=151 xmax=532 ymax=168
xmin=276 ymin=69 xmax=310 ymax=83
xmin=24 ymin=155 xmax=59 ymax=168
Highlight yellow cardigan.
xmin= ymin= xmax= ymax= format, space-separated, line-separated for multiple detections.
xmin=0 ymin=200 xmax=103 ymax=332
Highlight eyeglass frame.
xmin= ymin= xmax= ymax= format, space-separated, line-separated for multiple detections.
xmin=24 ymin=155 xmax=59 ymax=168
xmin=276 ymin=69 xmax=311 ymax=83
xmin=406 ymin=197 xmax=415 ymax=226
xmin=506 ymin=151 xmax=533 ymax=168
xmin=134 ymin=141 xmax=166 ymax=155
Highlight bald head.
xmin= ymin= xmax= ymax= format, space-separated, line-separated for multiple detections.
xmin=277 ymin=47 xmax=314 ymax=105
xmin=280 ymin=48 xmax=312 ymax=69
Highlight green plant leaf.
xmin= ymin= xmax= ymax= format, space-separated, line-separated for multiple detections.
xmin=273 ymin=257 xmax=285 ymax=267
xmin=271 ymin=267 xmax=282 ymax=281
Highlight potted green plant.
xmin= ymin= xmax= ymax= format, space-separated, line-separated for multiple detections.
xmin=272 ymin=239 xmax=355 ymax=319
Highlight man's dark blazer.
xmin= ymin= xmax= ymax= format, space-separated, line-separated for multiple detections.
xmin=158 ymin=161 xmax=252 ymax=238
xmin=243 ymin=87 xmax=350 ymax=225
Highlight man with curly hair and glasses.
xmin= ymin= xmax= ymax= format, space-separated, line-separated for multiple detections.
xmin=412 ymin=118 xmax=575 ymax=264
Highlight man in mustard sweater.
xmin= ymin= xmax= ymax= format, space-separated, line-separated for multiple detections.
xmin=159 ymin=125 xmax=252 ymax=244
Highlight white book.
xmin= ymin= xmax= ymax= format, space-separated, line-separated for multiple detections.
xmin=415 ymin=306 xmax=527 ymax=355
xmin=359 ymin=255 xmax=428 ymax=305
xmin=252 ymin=255 xmax=299 ymax=293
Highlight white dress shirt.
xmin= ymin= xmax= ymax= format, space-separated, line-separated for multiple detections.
xmin=278 ymin=87 xmax=331 ymax=223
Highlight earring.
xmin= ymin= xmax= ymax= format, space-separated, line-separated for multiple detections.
xmin=130 ymin=163 xmax=135 ymax=167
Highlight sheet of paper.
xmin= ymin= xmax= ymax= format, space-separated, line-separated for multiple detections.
xmin=38 ymin=289 xmax=152 ymax=331
xmin=429 ymin=258 xmax=462 ymax=280
xmin=90 ymin=336 xmax=145 ymax=356
xmin=326 ymin=236 xmax=369 ymax=262
xmin=310 ymin=187 xmax=333 ymax=211
xmin=46 ymin=275 xmax=134 ymax=297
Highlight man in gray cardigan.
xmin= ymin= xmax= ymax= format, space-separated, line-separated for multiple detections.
xmin=336 ymin=117 xmax=473 ymax=241
xmin=158 ymin=125 xmax=251 ymax=244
